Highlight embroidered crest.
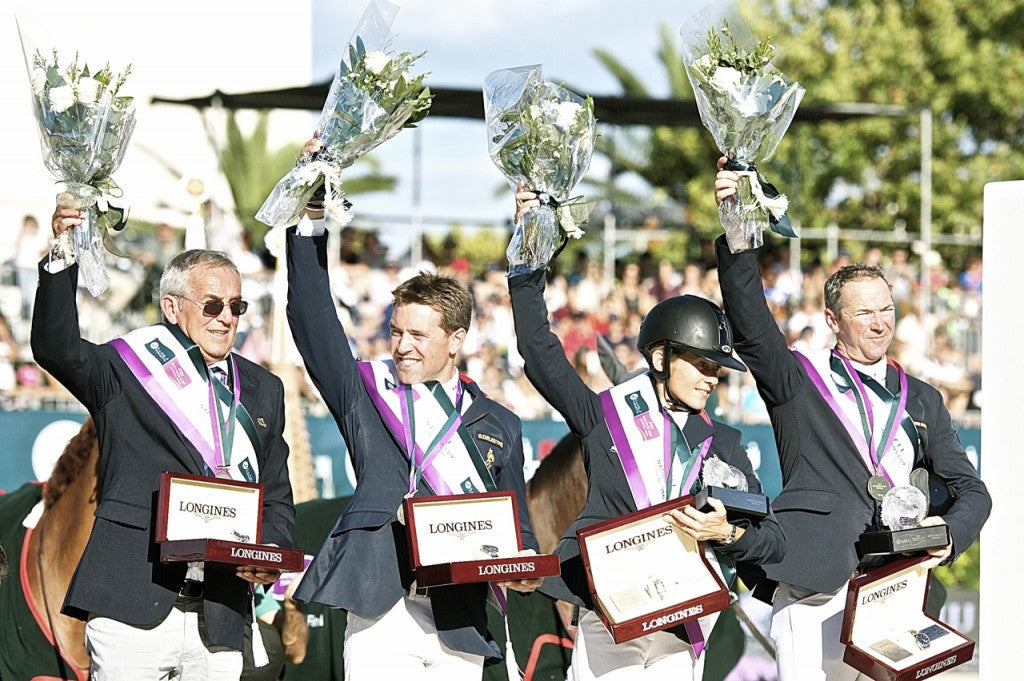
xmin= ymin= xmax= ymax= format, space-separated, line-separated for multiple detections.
xmin=477 ymin=432 xmax=504 ymax=448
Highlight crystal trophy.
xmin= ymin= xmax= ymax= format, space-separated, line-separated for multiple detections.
xmin=857 ymin=470 xmax=951 ymax=557
xmin=693 ymin=456 xmax=768 ymax=522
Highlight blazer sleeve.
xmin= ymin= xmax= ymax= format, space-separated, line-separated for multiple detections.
xmin=496 ymin=415 xmax=539 ymax=553
xmin=715 ymin=236 xmax=805 ymax=408
xmin=286 ymin=228 xmax=366 ymax=426
xmin=710 ymin=427 xmax=785 ymax=566
xmin=257 ymin=372 xmax=296 ymax=549
xmin=915 ymin=381 xmax=991 ymax=562
xmin=30 ymin=260 xmax=121 ymax=411
xmin=508 ymin=269 xmax=604 ymax=440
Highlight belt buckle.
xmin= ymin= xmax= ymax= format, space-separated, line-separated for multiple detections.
xmin=180 ymin=579 xmax=204 ymax=598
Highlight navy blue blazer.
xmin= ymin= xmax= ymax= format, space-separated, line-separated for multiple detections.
xmin=31 ymin=261 xmax=294 ymax=652
xmin=286 ymin=229 xmax=537 ymax=661
xmin=716 ymin=236 xmax=990 ymax=595
xmin=508 ymin=269 xmax=784 ymax=616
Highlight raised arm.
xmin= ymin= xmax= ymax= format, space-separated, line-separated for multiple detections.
xmin=508 ymin=269 xmax=604 ymax=439
xmin=285 ymin=227 xmax=366 ymax=423
xmin=714 ymin=167 xmax=805 ymax=407
xmin=30 ymin=206 xmax=119 ymax=411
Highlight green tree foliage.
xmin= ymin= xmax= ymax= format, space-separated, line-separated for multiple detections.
xmin=934 ymin=541 xmax=980 ymax=590
xmin=593 ymin=1 xmax=1024 ymax=269
xmin=424 ymin=225 xmax=509 ymax=269
xmin=206 ymin=110 xmax=397 ymax=244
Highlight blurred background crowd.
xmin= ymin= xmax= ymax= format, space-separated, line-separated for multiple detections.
xmin=0 ymin=212 xmax=982 ymax=428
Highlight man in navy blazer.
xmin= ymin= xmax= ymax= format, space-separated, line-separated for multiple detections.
xmin=286 ymin=143 xmax=540 ymax=680
xmin=713 ymin=162 xmax=990 ymax=680
xmin=33 ymin=205 xmax=294 ymax=679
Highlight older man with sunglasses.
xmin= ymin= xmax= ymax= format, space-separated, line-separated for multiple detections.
xmin=30 ymin=204 xmax=295 ymax=680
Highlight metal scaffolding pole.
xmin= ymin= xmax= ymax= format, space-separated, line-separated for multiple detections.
xmin=919 ymin=108 xmax=933 ymax=313
xmin=411 ymin=126 xmax=423 ymax=265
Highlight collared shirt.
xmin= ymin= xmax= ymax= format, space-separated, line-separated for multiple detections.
xmin=438 ymin=369 xmax=461 ymax=409
xmin=296 ymin=215 xmax=328 ymax=237
xmin=667 ymin=408 xmax=695 ymax=439
xmin=849 ymin=357 xmax=888 ymax=385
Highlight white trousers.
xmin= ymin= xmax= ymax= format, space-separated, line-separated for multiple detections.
xmin=771 ymin=582 xmax=872 ymax=681
xmin=570 ymin=608 xmax=703 ymax=681
xmin=343 ymin=591 xmax=484 ymax=681
xmin=85 ymin=596 xmax=242 ymax=681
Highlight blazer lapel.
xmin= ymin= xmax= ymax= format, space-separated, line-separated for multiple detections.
xmin=680 ymin=411 xmax=714 ymax=452
xmin=459 ymin=380 xmax=492 ymax=428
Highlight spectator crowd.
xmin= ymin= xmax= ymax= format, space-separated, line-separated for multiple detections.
xmin=0 ymin=217 xmax=983 ymax=425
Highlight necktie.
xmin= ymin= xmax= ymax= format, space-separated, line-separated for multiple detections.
xmin=211 ymin=366 xmax=229 ymax=389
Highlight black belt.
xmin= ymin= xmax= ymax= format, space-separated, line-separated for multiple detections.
xmin=179 ymin=579 xmax=204 ymax=598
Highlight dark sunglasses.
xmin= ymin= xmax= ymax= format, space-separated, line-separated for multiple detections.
xmin=180 ymin=296 xmax=248 ymax=317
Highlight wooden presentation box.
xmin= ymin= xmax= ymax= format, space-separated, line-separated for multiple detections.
xmin=577 ymin=495 xmax=730 ymax=643
xmin=156 ymin=472 xmax=304 ymax=572
xmin=841 ymin=556 xmax=975 ymax=680
xmin=404 ymin=491 xmax=560 ymax=587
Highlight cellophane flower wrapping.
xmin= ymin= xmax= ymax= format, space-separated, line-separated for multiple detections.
xmin=18 ymin=10 xmax=136 ymax=296
xmin=484 ymin=65 xmax=596 ymax=276
xmin=680 ymin=0 xmax=804 ymax=252
xmin=256 ymin=0 xmax=431 ymax=229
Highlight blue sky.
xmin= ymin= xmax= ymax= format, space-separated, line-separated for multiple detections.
xmin=309 ymin=0 xmax=709 ymax=256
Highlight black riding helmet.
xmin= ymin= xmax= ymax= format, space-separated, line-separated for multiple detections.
xmin=637 ymin=295 xmax=747 ymax=374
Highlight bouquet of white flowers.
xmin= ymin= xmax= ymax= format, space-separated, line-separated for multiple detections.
xmin=18 ymin=13 xmax=136 ymax=296
xmin=484 ymin=65 xmax=596 ymax=276
xmin=681 ymin=1 xmax=804 ymax=252
xmin=256 ymin=0 xmax=431 ymax=229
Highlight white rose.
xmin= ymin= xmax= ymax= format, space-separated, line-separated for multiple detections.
xmin=77 ymin=78 xmax=102 ymax=105
xmin=47 ymin=85 xmax=76 ymax=113
xmin=555 ymin=101 xmax=582 ymax=129
xmin=363 ymin=51 xmax=391 ymax=75
xmin=735 ymin=95 xmax=763 ymax=118
xmin=710 ymin=66 xmax=743 ymax=92
xmin=694 ymin=54 xmax=716 ymax=73
xmin=30 ymin=70 xmax=47 ymax=97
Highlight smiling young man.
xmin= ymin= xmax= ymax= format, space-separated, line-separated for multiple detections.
xmin=507 ymin=189 xmax=783 ymax=681
xmin=31 ymin=206 xmax=294 ymax=680
xmin=712 ymin=161 xmax=990 ymax=681
xmin=283 ymin=139 xmax=540 ymax=680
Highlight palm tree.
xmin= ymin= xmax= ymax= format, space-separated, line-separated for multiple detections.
xmin=204 ymin=109 xmax=398 ymax=244
xmin=203 ymin=110 xmax=403 ymax=503
xmin=588 ymin=23 xmax=718 ymax=216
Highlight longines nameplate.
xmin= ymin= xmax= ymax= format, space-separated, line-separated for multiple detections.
xmin=405 ymin=491 xmax=560 ymax=586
